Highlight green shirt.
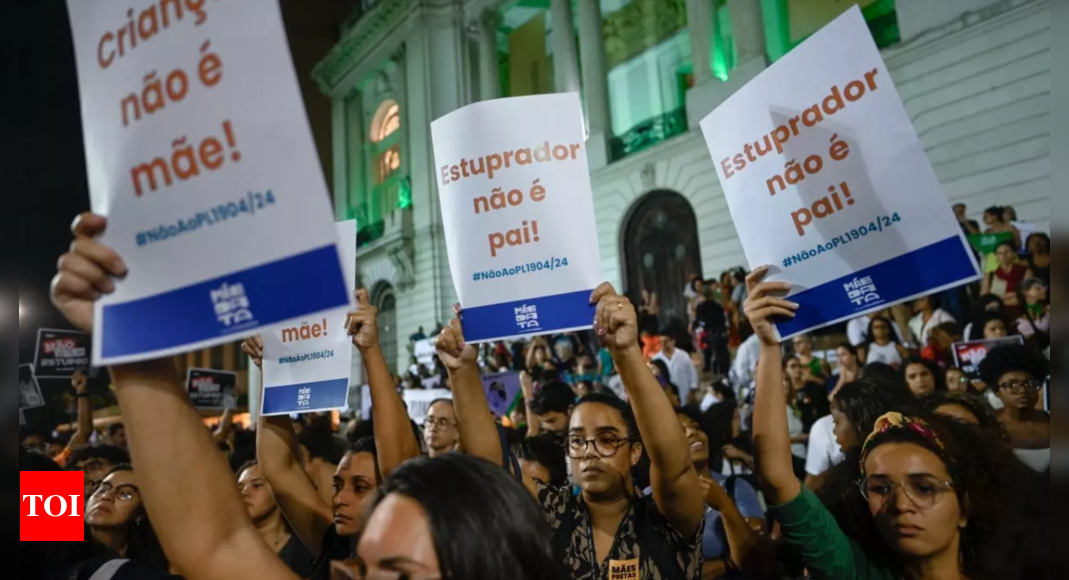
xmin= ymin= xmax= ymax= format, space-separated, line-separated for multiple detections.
xmin=769 ymin=488 xmax=900 ymax=580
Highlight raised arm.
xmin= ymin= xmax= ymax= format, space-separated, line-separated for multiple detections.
xmin=347 ymin=289 xmax=420 ymax=477
xmin=436 ymin=315 xmax=500 ymax=466
xmin=212 ymin=408 xmax=235 ymax=445
xmin=744 ymin=267 xmax=802 ymax=506
xmin=700 ymin=477 xmax=770 ymax=579
xmin=242 ymin=336 xmax=333 ymax=555
xmin=519 ymin=371 xmax=540 ymax=438
xmin=592 ymin=283 xmax=705 ymax=537
xmin=67 ymin=370 xmax=94 ymax=450
xmin=51 ymin=213 xmax=297 ymax=580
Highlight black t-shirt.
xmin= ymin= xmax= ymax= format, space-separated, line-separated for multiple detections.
xmin=694 ymin=300 xmax=727 ymax=335
xmin=309 ymin=527 xmax=356 ymax=580
xmin=278 ymin=534 xmax=316 ymax=579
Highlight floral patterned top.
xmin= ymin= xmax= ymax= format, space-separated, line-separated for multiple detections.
xmin=536 ymin=481 xmax=703 ymax=580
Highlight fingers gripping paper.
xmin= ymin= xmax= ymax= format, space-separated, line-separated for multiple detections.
xmin=66 ymin=0 xmax=349 ymax=365
xmin=431 ymin=94 xmax=601 ymax=342
xmin=699 ymin=7 xmax=979 ymax=340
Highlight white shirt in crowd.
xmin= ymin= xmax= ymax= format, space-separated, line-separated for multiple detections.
xmin=654 ymin=348 xmax=699 ymax=404
xmin=805 ymin=415 xmax=845 ymax=477
xmin=865 ymin=342 xmax=904 ymax=368
xmin=787 ymin=406 xmax=806 ymax=460
xmin=847 ymin=316 xmax=908 ymax=347
xmin=909 ymin=309 xmax=956 ymax=346
xmin=730 ymin=334 xmax=762 ymax=400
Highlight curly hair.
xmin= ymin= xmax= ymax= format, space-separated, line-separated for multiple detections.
xmin=817 ymin=413 xmax=1045 ymax=579
xmin=978 ymin=344 xmax=1050 ymax=390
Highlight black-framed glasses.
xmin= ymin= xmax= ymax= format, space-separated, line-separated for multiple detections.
xmin=998 ymin=379 xmax=1043 ymax=394
xmin=857 ymin=475 xmax=955 ymax=510
xmin=91 ymin=482 xmax=140 ymax=502
xmin=566 ymin=433 xmax=630 ymax=459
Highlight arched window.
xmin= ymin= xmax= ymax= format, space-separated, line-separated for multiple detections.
xmin=362 ymin=99 xmax=405 ymax=243
xmin=370 ymin=99 xmax=402 ymax=184
xmin=371 ymin=100 xmax=401 ymax=143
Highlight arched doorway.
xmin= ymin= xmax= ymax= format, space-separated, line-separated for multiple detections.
xmin=622 ymin=190 xmax=701 ymax=336
xmin=371 ymin=282 xmax=398 ymax=374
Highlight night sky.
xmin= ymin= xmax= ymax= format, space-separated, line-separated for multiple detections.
xmin=18 ymin=0 xmax=95 ymax=426
xmin=19 ymin=0 xmax=90 ymax=364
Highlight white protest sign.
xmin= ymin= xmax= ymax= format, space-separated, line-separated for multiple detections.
xmin=431 ymin=94 xmax=600 ymax=343
xmin=413 ymin=338 xmax=436 ymax=368
xmin=699 ymin=7 xmax=980 ymax=340
xmin=402 ymin=389 xmax=453 ymax=425
xmin=261 ymin=221 xmax=357 ymax=416
xmin=67 ymin=0 xmax=350 ymax=365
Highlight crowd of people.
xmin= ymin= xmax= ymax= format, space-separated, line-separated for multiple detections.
xmin=19 ymin=206 xmax=1055 ymax=580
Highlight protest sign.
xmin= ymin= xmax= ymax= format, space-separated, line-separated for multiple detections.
xmin=413 ymin=339 xmax=436 ymax=369
xmin=19 ymin=365 xmax=45 ymax=411
xmin=482 ymin=372 xmax=522 ymax=418
xmin=261 ymin=221 xmax=357 ymax=416
xmin=431 ymin=94 xmax=601 ymax=343
xmin=952 ymin=336 xmax=1025 ymax=381
xmin=402 ymin=389 xmax=453 ymax=425
xmin=699 ymin=7 xmax=980 ymax=340
xmin=185 ymin=368 xmax=238 ymax=411
xmin=66 ymin=0 xmax=350 ymax=366
xmin=33 ymin=329 xmax=91 ymax=379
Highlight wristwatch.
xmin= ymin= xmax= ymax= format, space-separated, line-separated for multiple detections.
xmin=75 ymin=392 xmax=90 ymax=399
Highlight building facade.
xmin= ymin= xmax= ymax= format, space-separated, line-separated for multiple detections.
xmin=312 ymin=0 xmax=1051 ymax=375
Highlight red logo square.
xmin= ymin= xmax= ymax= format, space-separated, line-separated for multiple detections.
xmin=21 ymin=471 xmax=86 ymax=542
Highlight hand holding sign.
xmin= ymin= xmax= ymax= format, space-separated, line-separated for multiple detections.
xmin=51 ymin=213 xmax=129 ymax=335
xmin=436 ymin=310 xmax=478 ymax=373
xmin=240 ymin=335 xmax=264 ymax=369
xmin=345 ymin=289 xmax=379 ymax=352
xmin=743 ymin=267 xmax=800 ymax=347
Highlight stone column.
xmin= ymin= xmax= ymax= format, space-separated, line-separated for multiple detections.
xmin=549 ymin=0 xmax=581 ymax=95
xmin=477 ymin=10 xmax=501 ymax=101
xmin=577 ymin=0 xmax=611 ymax=168
xmin=728 ymin=0 xmax=767 ymax=66
xmin=686 ymin=0 xmax=716 ymax=86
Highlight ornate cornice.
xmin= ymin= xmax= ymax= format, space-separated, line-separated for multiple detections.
xmin=312 ymin=0 xmax=416 ymax=96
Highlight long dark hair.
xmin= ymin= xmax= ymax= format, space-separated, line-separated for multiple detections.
xmin=864 ymin=316 xmax=901 ymax=349
xmin=832 ymin=379 xmax=919 ymax=451
xmin=704 ymin=400 xmax=743 ymax=472
xmin=819 ymin=415 xmax=1044 ymax=580
xmin=371 ymin=454 xmax=566 ymax=580
xmin=93 ymin=464 xmax=168 ymax=569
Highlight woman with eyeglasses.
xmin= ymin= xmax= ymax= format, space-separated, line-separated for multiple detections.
xmin=83 ymin=464 xmax=171 ymax=575
xmin=744 ymin=266 xmax=1046 ymax=580
xmin=438 ymin=283 xmax=706 ymax=580
xmin=979 ymin=344 xmax=1050 ymax=472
